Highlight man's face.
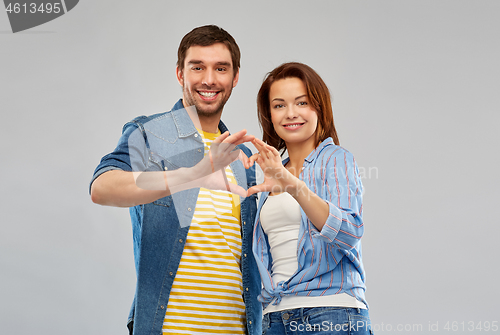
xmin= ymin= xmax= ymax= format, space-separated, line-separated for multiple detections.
xmin=176 ymin=43 xmax=239 ymax=118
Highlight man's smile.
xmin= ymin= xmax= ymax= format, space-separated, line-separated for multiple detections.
xmin=197 ymin=90 xmax=220 ymax=100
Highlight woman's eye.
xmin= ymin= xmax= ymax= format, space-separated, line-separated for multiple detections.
xmin=298 ymin=101 xmax=307 ymax=106
xmin=273 ymin=104 xmax=284 ymax=109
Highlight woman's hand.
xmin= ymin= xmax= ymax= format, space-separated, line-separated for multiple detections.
xmin=247 ymin=138 xmax=304 ymax=196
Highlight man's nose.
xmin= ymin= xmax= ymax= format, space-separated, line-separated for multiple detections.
xmin=202 ymin=69 xmax=216 ymax=87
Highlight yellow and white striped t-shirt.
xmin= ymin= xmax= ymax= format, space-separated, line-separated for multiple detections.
xmin=163 ymin=130 xmax=245 ymax=334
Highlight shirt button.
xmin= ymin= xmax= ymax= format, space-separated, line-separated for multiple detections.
xmin=282 ymin=312 xmax=290 ymax=320
xmin=249 ymin=321 xmax=252 ymax=325
xmin=169 ymin=272 xmax=173 ymax=276
xmin=179 ymin=239 xmax=183 ymax=243
xmin=194 ymin=133 xmax=198 ymax=137
xmin=243 ymin=221 xmax=246 ymax=225
xmin=188 ymin=208 xmax=192 ymax=211
xmin=164 ymin=167 xmax=168 ymax=171
xmin=245 ymin=287 xmax=249 ymax=291
xmin=160 ymin=305 xmax=165 ymax=309
xmin=198 ymin=149 xmax=202 ymax=152
xmin=244 ymin=254 xmax=247 ymax=257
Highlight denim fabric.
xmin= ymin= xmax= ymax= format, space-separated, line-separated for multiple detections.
xmin=90 ymin=100 xmax=261 ymax=335
xmin=262 ymin=307 xmax=373 ymax=335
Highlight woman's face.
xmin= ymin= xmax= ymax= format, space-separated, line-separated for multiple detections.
xmin=269 ymin=77 xmax=318 ymax=149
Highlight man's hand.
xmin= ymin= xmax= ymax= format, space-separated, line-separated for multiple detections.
xmin=92 ymin=130 xmax=255 ymax=207
xmin=185 ymin=129 xmax=255 ymax=197
xmin=191 ymin=130 xmax=254 ymax=179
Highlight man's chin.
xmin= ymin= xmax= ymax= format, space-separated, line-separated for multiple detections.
xmin=194 ymin=102 xmax=224 ymax=117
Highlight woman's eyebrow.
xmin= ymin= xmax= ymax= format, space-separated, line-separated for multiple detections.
xmin=271 ymin=95 xmax=307 ymax=102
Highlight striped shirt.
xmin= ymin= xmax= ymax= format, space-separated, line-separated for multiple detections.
xmin=163 ymin=130 xmax=246 ymax=334
xmin=252 ymin=137 xmax=368 ymax=310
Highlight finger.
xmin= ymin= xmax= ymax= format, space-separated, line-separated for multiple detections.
xmin=252 ymin=138 xmax=265 ymax=149
xmin=254 ymin=139 xmax=279 ymax=159
xmin=218 ymin=130 xmax=250 ymax=153
xmin=252 ymin=138 xmax=279 ymax=155
xmin=251 ymin=140 xmax=267 ymax=157
xmin=252 ymin=139 xmax=274 ymax=157
xmin=231 ymin=134 xmax=255 ymax=146
xmin=268 ymin=145 xmax=280 ymax=156
xmin=217 ymin=168 xmax=247 ymax=198
xmin=213 ymin=131 xmax=230 ymax=144
xmin=247 ymin=153 xmax=261 ymax=167
xmin=247 ymin=184 xmax=270 ymax=196
xmin=259 ymin=145 xmax=272 ymax=160
xmin=222 ymin=129 xmax=247 ymax=144
xmin=253 ymin=138 xmax=268 ymax=148
xmin=227 ymin=183 xmax=248 ymax=198
xmin=238 ymin=150 xmax=250 ymax=169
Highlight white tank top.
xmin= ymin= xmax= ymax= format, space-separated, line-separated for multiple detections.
xmin=260 ymin=192 xmax=366 ymax=314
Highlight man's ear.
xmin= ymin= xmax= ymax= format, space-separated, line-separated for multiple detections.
xmin=232 ymin=69 xmax=239 ymax=88
xmin=176 ymin=66 xmax=184 ymax=86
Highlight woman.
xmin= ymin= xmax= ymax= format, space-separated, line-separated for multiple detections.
xmin=248 ymin=62 xmax=372 ymax=334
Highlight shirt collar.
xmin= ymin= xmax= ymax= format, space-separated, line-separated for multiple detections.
xmin=280 ymin=138 xmax=335 ymax=167
xmin=304 ymin=137 xmax=335 ymax=163
xmin=170 ymin=99 xmax=229 ymax=138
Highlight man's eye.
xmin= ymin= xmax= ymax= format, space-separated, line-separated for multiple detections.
xmin=192 ymin=67 xmax=202 ymax=71
xmin=216 ymin=67 xmax=227 ymax=72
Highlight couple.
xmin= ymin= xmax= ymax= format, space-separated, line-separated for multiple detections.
xmin=90 ymin=25 xmax=371 ymax=335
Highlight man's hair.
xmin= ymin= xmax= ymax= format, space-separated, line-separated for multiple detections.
xmin=257 ymin=62 xmax=340 ymax=154
xmin=177 ymin=25 xmax=241 ymax=75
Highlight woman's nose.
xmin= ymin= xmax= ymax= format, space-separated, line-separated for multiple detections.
xmin=285 ymin=105 xmax=298 ymax=118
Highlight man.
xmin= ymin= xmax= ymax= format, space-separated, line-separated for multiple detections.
xmin=90 ymin=25 xmax=261 ymax=335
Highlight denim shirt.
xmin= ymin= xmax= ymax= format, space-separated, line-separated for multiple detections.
xmin=90 ymin=100 xmax=262 ymax=335
xmin=253 ymin=138 xmax=368 ymax=310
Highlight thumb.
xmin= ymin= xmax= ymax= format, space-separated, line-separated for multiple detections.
xmin=238 ymin=150 xmax=251 ymax=169
xmin=228 ymin=183 xmax=247 ymax=198
xmin=247 ymin=184 xmax=268 ymax=197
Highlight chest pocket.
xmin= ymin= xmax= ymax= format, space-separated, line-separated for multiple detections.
xmin=150 ymin=159 xmax=180 ymax=207
xmin=153 ymin=195 xmax=173 ymax=207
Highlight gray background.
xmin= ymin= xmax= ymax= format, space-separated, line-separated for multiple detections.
xmin=1 ymin=1 xmax=499 ymax=334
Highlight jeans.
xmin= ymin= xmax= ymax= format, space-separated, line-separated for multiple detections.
xmin=262 ymin=307 xmax=373 ymax=335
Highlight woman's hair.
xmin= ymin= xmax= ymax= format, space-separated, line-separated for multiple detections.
xmin=257 ymin=62 xmax=339 ymax=153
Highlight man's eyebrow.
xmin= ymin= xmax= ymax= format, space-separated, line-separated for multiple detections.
xmin=187 ymin=60 xmax=203 ymax=65
xmin=186 ymin=60 xmax=232 ymax=67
